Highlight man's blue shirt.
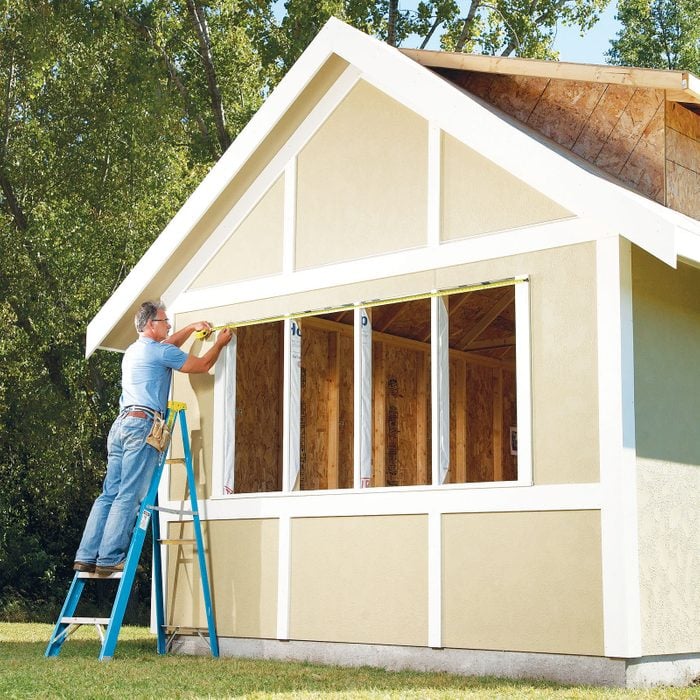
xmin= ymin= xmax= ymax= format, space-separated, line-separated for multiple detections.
xmin=119 ymin=337 xmax=188 ymax=413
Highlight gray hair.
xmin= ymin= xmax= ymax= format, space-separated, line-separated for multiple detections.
xmin=134 ymin=300 xmax=166 ymax=332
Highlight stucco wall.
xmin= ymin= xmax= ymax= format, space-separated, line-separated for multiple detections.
xmin=165 ymin=510 xmax=603 ymax=655
xmin=296 ymin=79 xmax=428 ymax=268
xmin=289 ymin=515 xmax=428 ymax=645
xmin=632 ymin=248 xmax=700 ymax=655
xmin=442 ymin=510 xmax=604 ymax=655
xmin=441 ymin=131 xmax=572 ymax=240
xmin=167 ymin=518 xmax=279 ymax=638
xmin=191 ymin=175 xmax=284 ymax=288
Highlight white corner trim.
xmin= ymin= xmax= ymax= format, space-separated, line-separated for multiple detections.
xmin=596 ymin=236 xmax=642 ymax=658
xmin=282 ymin=319 xmax=293 ymax=492
xmin=283 ymin=159 xmax=297 ymax=274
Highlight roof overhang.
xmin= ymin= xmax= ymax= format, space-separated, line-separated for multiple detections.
xmin=400 ymin=49 xmax=700 ymax=107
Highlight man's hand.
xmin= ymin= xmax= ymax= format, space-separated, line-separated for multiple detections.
xmin=192 ymin=321 xmax=213 ymax=339
xmin=216 ymin=328 xmax=234 ymax=346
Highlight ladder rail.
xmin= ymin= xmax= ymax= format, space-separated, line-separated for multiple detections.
xmin=179 ymin=408 xmax=220 ymax=657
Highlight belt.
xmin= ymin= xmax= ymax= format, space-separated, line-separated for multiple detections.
xmin=121 ymin=405 xmax=161 ymax=420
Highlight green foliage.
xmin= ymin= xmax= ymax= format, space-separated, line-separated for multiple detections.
xmin=0 ymin=0 xmax=279 ymax=617
xmin=607 ymin=0 xmax=700 ymax=71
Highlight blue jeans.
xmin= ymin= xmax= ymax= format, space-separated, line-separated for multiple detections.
xmin=75 ymin=413 xmax=160 ymax=566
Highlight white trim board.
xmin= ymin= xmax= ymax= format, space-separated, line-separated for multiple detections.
xmin=158 ymin=482 xmax=602 ymax=522
xmin=172 ymin=217 xmax=592 ymax=315
xmin=596 ymin=236 xmax=642 ymax=658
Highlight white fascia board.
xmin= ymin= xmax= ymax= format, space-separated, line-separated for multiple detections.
xmin=326 ymin=27 xmax=678 ymax=266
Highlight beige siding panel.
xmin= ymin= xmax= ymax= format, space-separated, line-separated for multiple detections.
xmin=441 ymin=133 xmax=572 ymax=241
xmin=442 ymin=510 xmax=604 ymax=655
xmin=166 ymin=519 xmax=278 ymax=638
xmin=437 ymin=243 xmax=599 ymax=485
xmin=632 ymin=250 xmax=700 ymax=465
xmin=632 ymin=249 xmax=700 ymax=655
xmin=191 ymin=176 xmax=284 ymax=289
xmin=637 ymin=458 xmax=700 ymax=655
xmin=170 ymin=351 xmax=215 ymax=500
xmin=295 ymin=80 xmax=428 ymax=268
xmin=289 ymin=515 xmax=428 ymax=645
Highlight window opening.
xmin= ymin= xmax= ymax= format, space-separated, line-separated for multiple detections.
xmin=227 ymin=321 xmax=284 ymax=493
xmin=446 ymin=286 xmax=517 ymax=483
xmin=298 ymin=311 xmax=354 ymax=490
xmin=371 ymin=298 xmax=431 ymax=487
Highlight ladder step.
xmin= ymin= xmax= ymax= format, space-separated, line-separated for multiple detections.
xmin=150 ymin=506 xmax=196 ymax=515
xmin=165 ymin=458 xmax=186 ymax=464
xmin=77 ymin=571 xmax=123 ymax=580
xmin=61 ymin=616 xmax=111 ymax=625
xmin=162 ymin=625 xmax=209 ymax=634
xmin=159 ymin=538 xmax=196 ymax=545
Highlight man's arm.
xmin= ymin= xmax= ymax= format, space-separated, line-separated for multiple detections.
xmin=164 ymin=321 xmax=213 ymax=348
xmin=179 ymin=329 xmax=233 ymax=374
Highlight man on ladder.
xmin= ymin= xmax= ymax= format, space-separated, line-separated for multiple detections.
xmin=74 ymin=300 xmax=232 ymax=574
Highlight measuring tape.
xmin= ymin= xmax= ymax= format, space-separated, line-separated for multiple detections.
xmin=194 ymin=276 xmax=526 ymax=339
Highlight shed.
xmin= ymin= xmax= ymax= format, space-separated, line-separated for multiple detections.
xmin=86 ymin=18 xmax=700 ymax=687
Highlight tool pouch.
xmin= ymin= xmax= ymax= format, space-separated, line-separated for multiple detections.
xmin=146 ymin=415 xmax=171 ymax=453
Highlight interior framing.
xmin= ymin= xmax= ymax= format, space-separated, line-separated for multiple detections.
xmin=211 ymin=277 xmax=533 ymax=497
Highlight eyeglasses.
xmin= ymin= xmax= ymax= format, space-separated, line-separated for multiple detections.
xmin=152 ymin=318 xmax=170 ymax=323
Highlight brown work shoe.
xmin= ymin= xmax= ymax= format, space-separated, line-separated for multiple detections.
xmin=95 ymin=561 xmax=125 ymax=575
xmin=73 ymin=561 xmax=96 ymax=573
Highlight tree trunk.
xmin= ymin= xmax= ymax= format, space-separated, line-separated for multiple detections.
xmin=387 ymin=0 xmax=399 ymax=47
xmin=455 ymin=0 xmax=482 ymax=52
xmin=186 ymin=0 xmax=231 ymax=154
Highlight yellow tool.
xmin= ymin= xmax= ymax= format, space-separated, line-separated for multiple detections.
xmin=194 ymin=276 xmax=526 ymax=340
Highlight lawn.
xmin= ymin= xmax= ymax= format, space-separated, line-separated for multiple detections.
xmin=0 ymin=623 xmax=697 ymax=699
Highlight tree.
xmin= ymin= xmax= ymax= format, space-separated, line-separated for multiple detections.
xmin=607 ymin=0 xmax=700 ymax=71
xmin=278 ymin=0 xmax=610 ymax=67
xmin=0 ymin=0 xmax=279 ymax=618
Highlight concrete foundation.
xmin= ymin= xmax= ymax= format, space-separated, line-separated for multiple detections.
xmin=170 ymin=636 xmax=699 ymax=687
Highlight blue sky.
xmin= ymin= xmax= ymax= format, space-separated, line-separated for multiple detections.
xmin=553 ymin=2 xmax=620 ymax=64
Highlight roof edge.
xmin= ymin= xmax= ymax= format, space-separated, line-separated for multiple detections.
xmin=400 ymin=48 xmax=700 ymax=105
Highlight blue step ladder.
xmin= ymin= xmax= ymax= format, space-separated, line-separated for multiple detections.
xmin=45 ymin=401 xmax=219 ymax=660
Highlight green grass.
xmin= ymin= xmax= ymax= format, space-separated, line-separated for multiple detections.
xmin=0 ymin=623 xmax=697 ymax=699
